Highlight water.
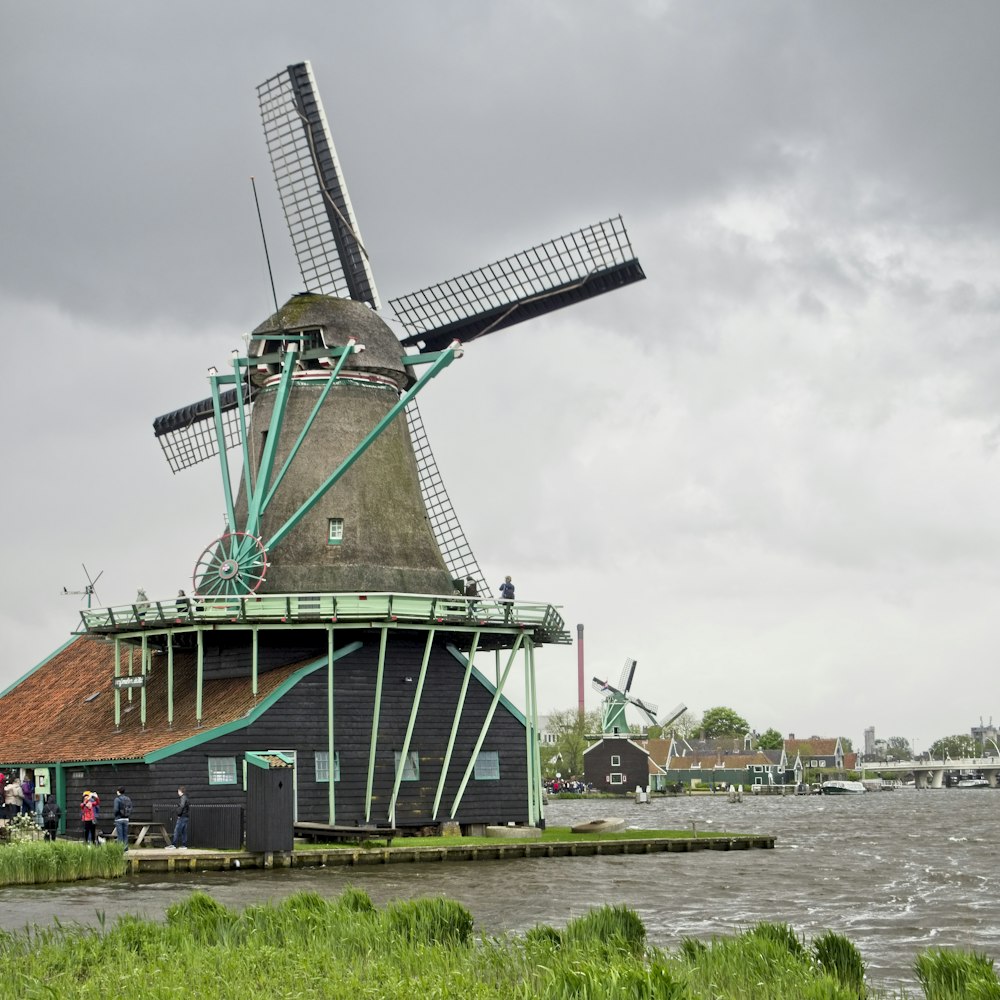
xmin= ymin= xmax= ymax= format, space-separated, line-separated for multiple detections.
xmin=2 ymin=791 xmax=998 ymax=991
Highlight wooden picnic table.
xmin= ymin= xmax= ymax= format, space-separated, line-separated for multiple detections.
xmin=128 ymin=820 xmax=172 ymax=847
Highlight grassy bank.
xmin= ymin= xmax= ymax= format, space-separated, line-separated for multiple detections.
xmin=1 ymin=888 xmax=996 ymax=998
xmin=300 ymin=825 xmax=739 ymax=849
xmin=0 ymin=840 xmax=126 ymax=886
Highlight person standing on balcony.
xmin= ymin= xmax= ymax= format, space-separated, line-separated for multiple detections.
xmin=499 ymin=575 xmax=515 ymax=622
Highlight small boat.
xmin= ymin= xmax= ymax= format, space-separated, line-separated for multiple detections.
xmin=820 ymin=780 xmax=867 ymax=795
xmin=955 ymin=777 xmax=990 ymax=789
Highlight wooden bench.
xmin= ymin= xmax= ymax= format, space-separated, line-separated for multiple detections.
xmin=294 ymin=822 xmax=399 ymax=846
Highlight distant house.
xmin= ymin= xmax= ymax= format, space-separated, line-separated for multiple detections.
xmin=784 ymin=736 xmax=844 ymax=771
xmin=583 ymin=736 xmax=655 ymax=793
xmin=658 ymin=749 xmax=785 ymax=790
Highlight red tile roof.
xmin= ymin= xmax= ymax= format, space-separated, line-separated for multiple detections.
xmin=0 ymin=636 xmax=316 ymax=764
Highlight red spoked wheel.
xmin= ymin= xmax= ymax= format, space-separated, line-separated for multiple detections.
xmin=192 ymin=532 xmax=268 ymax=597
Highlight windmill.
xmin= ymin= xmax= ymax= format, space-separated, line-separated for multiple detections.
xmin=61 ymin=565 xmax=103 ymax=610
xmin=592 ymin=657 xmax=685 ymax=735
xmin=150 ymin=60 xmax=645 ymax=598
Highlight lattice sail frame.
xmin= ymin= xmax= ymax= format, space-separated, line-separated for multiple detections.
xmin=257 ymin=61 xmax=380 ymax=307
xmin=391 ymin=216 xmax=642 ymax=351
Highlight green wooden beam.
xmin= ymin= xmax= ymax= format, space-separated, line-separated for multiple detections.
xmin=364 ymin=627 xmax=389 ymax=824
xmin=524 ymin=638 xmax=535 ymax=825
xmin=261 ymin=340 xmax=359 ymax=510
xmin=327 ymin=627 xmax=336 ymax=826
xmin=140 ymin=634 xmax=148 ymax=729
xmin=167 ymin=639 xmax=174 ymax=727
xmin=251 ymin=625 xmax=259 ymax=697
xmin=244 ymin=342 xmax=298 ymax=538
xmin=113 ymin=638 xmax=121 ymax=728
xmin=449 ymin=635 xmax=523 ymax=819
xmin=265 ymin=344 xmax=461 ymax=552
xmin=433 ymin=631 xmax=480 ymax=820
xmin=208 ymin=372 xmax=237 ymax=533
xmin=196 ymin=629 xmax=204 ymax=726
xmin=388 ymin=629 xmax=435 ymax=827
xmin=528 ymin=639 xmax=543 ymax=825
xmin=231 ymin=354 xmax=254 ymax=510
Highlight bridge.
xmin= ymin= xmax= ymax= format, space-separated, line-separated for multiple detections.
xmin=861 ymin=757 xmax=1000 ymax=788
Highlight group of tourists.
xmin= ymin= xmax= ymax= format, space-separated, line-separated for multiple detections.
xmin=2 ymin=769 xmax=43 ymax=820
xmin=1 ymin=776 xmax=190 ymax=850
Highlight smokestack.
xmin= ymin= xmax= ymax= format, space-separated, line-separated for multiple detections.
xmin=577 ymin=623 xmax=585 ymax=716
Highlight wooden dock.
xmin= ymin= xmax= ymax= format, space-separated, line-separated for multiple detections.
xmin=123 ymin=834 xmax=774 ymax=874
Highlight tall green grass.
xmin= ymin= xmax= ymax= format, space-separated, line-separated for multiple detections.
xmin=0 ymin=887 xmax=996 ymax=999
xmin=0 ymin=840 xmax=126 ymax=886
xmin=916 ymin=948 xmax=1000 ymax=999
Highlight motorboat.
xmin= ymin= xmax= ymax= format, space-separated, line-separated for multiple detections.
xmin=954 ymin=777 xmax=990 ymax=789
xmin=820 ymin=780 xmax=867 ymax=795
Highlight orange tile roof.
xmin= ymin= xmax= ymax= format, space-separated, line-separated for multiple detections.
xmin=0 ymin=636 xmax=317 ymax=764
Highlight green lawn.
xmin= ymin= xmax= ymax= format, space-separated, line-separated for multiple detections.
xmin=295 ymin=825 xmax=740 ymax=850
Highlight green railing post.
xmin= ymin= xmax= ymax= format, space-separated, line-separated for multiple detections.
xmin=432 ymin=631 xmax=480 ymax=820
xmin=388 ymin=630 xmax=434 ymax=826
xmin=364 ymin=627 xmax=389 ymax=824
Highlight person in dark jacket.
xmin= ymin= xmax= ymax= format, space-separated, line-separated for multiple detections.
xmin=42 ymin=795 xmax=61 ymax=841
xmin=167 ymin=787 xmax=190 ymax=849
xmin=113 ymin=787 xmax=132 ymax=849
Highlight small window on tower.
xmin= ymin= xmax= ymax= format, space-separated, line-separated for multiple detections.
xmin=328 ymin=518 xmax=344 ymax=545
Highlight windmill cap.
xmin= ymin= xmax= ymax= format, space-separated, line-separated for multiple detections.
xmin=251 ymin=293 xmax=410 ymax=390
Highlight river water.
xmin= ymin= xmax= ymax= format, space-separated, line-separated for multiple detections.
xmin=2 ymin=790 xmax=997 ymax=992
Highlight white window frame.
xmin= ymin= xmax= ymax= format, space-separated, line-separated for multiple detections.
xmin=208 ymin=756 xmax=238 ymax=785
xmin=328 ymin=518 xmax=344 ymax=545
xmin=609 ymin=773 xmax=624 ymax=785
xmin=610 ymin=754 xmax=621 ymax=767
xmin=474 ymin=751 xmax=500 ymax=781
xmin=315 ymin=750 xmax=340 ymax=783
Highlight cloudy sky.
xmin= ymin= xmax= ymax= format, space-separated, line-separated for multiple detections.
xmin=2 ymin=1 xmax=999 ymax=753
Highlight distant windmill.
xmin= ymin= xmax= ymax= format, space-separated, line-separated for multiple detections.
xmin=592 ymin=658 xmax=685 ymax=735
xmin=61 ymin=565 xmax=103 ymax=609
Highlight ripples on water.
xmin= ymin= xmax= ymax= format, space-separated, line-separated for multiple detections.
xmin=2 ymin=790 xmax=998 ymax=990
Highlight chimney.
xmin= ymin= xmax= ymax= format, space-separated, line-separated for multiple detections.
xmin=789 ymin=733 xmax=795 ymax=740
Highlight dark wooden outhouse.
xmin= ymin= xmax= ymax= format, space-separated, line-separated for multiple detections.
xmin=245 ymin=751 xmax=295 ymax=852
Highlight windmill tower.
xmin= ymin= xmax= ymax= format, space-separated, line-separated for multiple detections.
xmin=152 ymin=61 xmax=644 ymax=600
xmin=72 ymin=59 xmax=650 ymax=833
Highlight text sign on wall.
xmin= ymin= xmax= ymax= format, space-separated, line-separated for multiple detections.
xmin=114 ymin=675 xmax=145 ymax=690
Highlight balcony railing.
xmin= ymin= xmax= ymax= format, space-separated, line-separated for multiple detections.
xmin=79 ymin=592 xmax=570 ymax=644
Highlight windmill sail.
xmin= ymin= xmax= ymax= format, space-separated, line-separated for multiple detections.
xmin=153 ymin=386 xmax=254 ymax=474
xmin=389 ymin=216 xmax=644 ymax=353
xmin=257 ymin=61 xmax=380 ymax=307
